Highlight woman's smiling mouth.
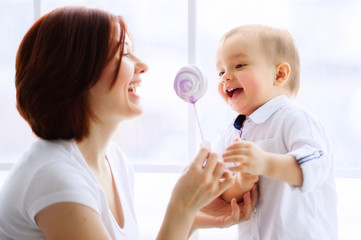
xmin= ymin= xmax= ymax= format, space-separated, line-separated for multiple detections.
xmin=128 ymin=82 xmax=141 ymax=93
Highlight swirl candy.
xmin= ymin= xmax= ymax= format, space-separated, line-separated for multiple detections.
xmin=174 ymin=65 xmax=207 ymax=142
xmin=173 ymin=65 xmax=207 ymax=104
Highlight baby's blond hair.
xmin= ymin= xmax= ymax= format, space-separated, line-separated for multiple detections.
xmin=221 ymin=25 xmax=300 ymax=96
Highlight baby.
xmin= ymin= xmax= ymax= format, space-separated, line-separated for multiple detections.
xmin=215 ymin=25 xmax=338 ymax=240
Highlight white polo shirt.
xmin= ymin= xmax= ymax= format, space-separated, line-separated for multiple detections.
xmin=217 ymin=95 xmax=338 ymax=240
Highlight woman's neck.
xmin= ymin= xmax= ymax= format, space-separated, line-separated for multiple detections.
xmin=76 ymin=120 xmax=118 ymax=170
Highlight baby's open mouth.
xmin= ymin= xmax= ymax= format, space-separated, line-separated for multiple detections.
xmin=128 ymin=83 xmax=140 ymax=93
xmin=226 ymin=88 xmax=242 ymax=98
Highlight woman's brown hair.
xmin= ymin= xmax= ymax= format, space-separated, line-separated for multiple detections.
xmin=15 ymin=6 xmax=127 ymax=141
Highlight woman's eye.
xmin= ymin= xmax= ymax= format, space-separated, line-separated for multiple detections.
xmin=123 ymin=52 xmax=130 ymax=57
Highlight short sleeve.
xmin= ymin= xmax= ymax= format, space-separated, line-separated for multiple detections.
xmin=23 ymin=159 xmax=101 ymax=224
xmin=284 ymin=110 xmax=332 ymax=193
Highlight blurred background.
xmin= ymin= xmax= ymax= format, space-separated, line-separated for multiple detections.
xmin=1 ymin=0 xmax=360 ymax=239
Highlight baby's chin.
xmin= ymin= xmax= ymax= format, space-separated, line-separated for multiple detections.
xmin=229 ymin=104 xmax=247 ymax=116
xmin=229 ymin=102 xmax=256 ymax=117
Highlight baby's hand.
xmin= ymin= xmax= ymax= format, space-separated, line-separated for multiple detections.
xmin=222 ymin=140 xmax=268 ymax=175
xmin=221 ymin=172 xmax=259 ymax=203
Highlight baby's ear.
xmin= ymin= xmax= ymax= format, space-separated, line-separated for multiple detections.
xmin=274 ymin=62 xmax=291 ymax=86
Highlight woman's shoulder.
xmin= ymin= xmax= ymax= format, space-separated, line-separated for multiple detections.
xmin=6 ymin=139 xmax=94 ymax=193
xmin=8 ymin=139 xmax=76 ymax=175
xmin=0 ymin=139 xmax=102 ymax=234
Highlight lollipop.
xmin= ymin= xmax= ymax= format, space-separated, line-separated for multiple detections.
xmin=174 ymin=65 xmax=207 ymax=104
xmin=174 ymin=65 xmax=207 ymax=142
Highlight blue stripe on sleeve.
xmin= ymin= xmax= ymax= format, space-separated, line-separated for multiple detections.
xmin=297 ymin=150 xmax=324 ymax=165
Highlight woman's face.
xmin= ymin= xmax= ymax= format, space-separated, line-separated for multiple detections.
xmin=88 ymin=25 xmax=148 ymax=124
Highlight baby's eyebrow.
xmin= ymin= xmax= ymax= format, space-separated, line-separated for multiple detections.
xmin=216 ymin=61 xmax=223 ymax=69
xmin=231 ymin=52 xmax=248 ymax=58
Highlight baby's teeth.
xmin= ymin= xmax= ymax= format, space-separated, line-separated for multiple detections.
xmin=226 ymin=88 xmax=234 ymax=92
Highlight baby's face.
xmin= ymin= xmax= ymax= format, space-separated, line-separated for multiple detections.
xmin=216 ymin=32 xmax=278 ymax=117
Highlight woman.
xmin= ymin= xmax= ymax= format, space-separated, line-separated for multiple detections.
xmin=0 ymin=6 xmax=257 ymax=239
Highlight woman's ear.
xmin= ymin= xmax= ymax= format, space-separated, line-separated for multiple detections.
xmin=274 ymin=62 xmax=291 ymax=86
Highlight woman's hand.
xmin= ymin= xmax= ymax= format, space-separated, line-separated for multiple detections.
xmin=157 ymin=147 xmax=233 ymax=240
xmin=192 ymin=184 xmax=258 ymax=230
xmin=172 ymin=147 xmax=234 ymax=212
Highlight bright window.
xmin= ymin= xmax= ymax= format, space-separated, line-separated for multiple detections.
xmin=195 ymin=0 xmax=361 ymax=172
xmin=0 ymin=1 xmax=360 ymax=239
xmin=1 ymin=0 xmax=360 ymax=171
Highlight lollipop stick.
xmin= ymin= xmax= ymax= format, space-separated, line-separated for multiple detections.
xmin=193 ymin=103 xmax=205 ymax=142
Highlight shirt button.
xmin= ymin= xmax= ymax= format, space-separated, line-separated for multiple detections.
xmin=314 ymin=151 xmax=321 ymax=158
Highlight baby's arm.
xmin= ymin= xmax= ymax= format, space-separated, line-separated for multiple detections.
xmin=263 ymin=151 xmax=303 ymax=186
xmin=221 ymin=172 xmax=258 ymax=203
xmin=223 ymin=140 xmax=303 ymax=186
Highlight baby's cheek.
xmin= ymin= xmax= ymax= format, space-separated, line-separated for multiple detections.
xmin=243 ymin=74 xmax=263 ymax=96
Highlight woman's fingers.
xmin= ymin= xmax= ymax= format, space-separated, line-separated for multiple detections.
xmin=212 ymin=161 xmax=226 ymax=178
xmin=181 ymin=148 xmax=235 ymax=212
xmin=204 ymin=154 xmax=233 ymax=198
xmin=250 ymin=184 xmax=259 ymax=209
xmin=223 ymin=198 xmax=240 ymax=227
xmin=189 ymin=147 xmax=210 ymax=170
xmin=218 ymin=170 xmax=233 ymax=189
xmin=203 ymin=152 xmax=218 ymax=172
xmin=240 ymin=191 xmax=252 ymax=220
xmin=239 ymin=184 xmax=259 ymax=221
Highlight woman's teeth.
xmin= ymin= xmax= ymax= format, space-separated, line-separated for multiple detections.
xmin=128 ymin=83 xmax=140 ymax=92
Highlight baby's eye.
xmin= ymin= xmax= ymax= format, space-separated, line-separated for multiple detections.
xmin=218 ymin=71 xmax=225 ymax=77
xmin=235 ymin=64 xmax=246 ymax=69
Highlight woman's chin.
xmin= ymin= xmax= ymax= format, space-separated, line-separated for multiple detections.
xmin=128 ymin=106 xmax=143 ymax=118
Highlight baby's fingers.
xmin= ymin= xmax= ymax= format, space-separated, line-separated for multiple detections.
xmin=223 ymin=156 xmax=245 ymax=172
xmin=228 ymin=164 xmax=244 ymax=172
xmin=223 ymin=155 xmax=244 ymax=164
xmin=226 ymin=140 xmax=250 ymax=151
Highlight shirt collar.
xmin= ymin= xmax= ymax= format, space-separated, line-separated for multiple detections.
xmin=233 ymin=95 xmax=289 ymax=129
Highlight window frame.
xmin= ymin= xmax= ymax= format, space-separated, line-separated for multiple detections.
xmin=0 ymin=0 xmax=360 ymax=179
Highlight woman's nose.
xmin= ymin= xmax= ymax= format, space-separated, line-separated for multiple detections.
xmin=135 ymin=60 xmax=148 ymax=74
